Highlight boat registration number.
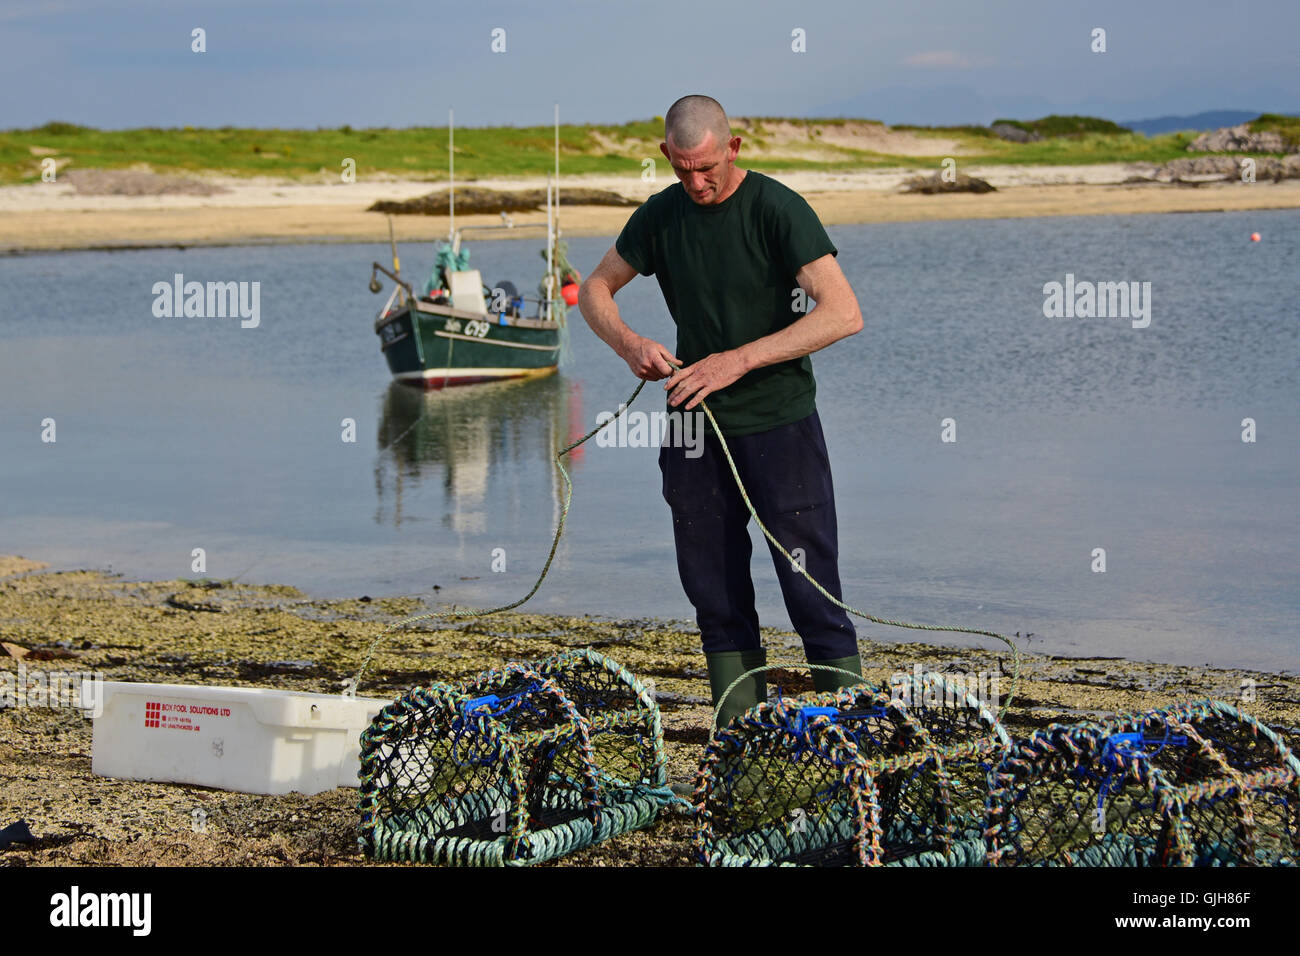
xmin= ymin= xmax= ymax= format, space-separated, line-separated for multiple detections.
xmin=379 ymin=320 xmax=408 ymax=346
xmin=445 ymin=318 xmax=491 ymax=338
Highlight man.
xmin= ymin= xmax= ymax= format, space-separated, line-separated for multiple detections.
xmin=578 ymin=94 xmax=864 ymax=729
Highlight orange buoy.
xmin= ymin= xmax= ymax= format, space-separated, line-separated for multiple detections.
xmin=1251 ymin=232 xmax=1262 ymax=242
xmin=561 ymin=282 xmax=580 ymax=305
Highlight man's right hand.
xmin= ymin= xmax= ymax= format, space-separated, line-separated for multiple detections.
xmin=619 ymin=334 xmax=680 ymax=381
xmin=580 ymin=246 xmax=680 ymax=380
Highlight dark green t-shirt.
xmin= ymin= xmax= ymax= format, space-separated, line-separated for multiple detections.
xmin=615 ymin=170 xmax=837 ymax=436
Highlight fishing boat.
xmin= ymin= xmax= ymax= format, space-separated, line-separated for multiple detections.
xmin=368 ymin=107 xmax=577 ymax=388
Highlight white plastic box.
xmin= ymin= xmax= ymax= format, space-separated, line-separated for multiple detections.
xmin=91 ymin=681 xmax=390 ymax=795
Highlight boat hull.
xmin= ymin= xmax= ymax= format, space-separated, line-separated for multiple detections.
xmin=376 ymin=302 xmax=562 ymax=389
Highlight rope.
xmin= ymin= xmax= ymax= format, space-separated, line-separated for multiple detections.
xmin=352 ymin=367 xmax=1022 ymax=718
xmin=351 ymin=379 xmax=647 ymax=689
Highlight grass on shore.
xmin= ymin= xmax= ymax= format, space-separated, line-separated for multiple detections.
xmin=1 ymin=114 xmax=1277 ymax=186
xmin=1249 ymin=112 xmax=1300 ymax=149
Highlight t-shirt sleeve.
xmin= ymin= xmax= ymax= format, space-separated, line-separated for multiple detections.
xmin=615 ymin=200 xmax=656 ymax=276
xmin=775 ymin=194 xmax=837 ymax=277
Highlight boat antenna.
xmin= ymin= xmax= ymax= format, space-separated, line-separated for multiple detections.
xmin=387 ymin=215 xmax=400 ymax=278
xmin=387 ymin=215 xmax=402 ymax=303
xmin=554 ymin=102 xmax=560 ymax=238
xmin=448 ymin=108 xmax=455 ymax=245
xmin=546 ymin=173 xmax=554 ymax=310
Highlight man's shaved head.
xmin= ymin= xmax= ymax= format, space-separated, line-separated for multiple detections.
xmin=664 ymin=95 xmax=731 ymax=150
xmin=661 ymin=94 xmax=745 ymax=206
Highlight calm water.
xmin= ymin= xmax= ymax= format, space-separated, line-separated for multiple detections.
xmin=1 ymin=209 xmax=1297 ymax=670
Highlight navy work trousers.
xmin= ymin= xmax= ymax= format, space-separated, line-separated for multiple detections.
xmin=658 ymin=410 xmax=858 ymax=660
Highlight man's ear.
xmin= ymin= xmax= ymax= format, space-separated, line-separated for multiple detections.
xmin=659 ymin=142 xmax=671 ymax=162
xmin=727 ymin=135 xmax=742 ymax=160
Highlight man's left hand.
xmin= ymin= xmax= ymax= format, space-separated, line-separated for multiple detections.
xmin=664 ymin=350 xmax=748 ymax=410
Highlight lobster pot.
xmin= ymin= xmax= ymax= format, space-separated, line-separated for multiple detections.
xmin=694 ymin=695 xmax=884 ymax=866
xmin=357 ymin=650 xmax=673 ymax=866
xmin=987 ymin=721 xmax=1186 ymax=866
xmin=1111 ymin=700 xmax=1300 ymax=866
xmin=694 ymin=677 xmax=1008 ymax=867
xmin=888 ymin=671 xmax=1012 ymax=850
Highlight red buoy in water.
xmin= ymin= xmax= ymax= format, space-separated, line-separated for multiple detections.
xmin=561 ymin=282 xmax=580 ymax=305
xmin=1251 ymin=232 xmax=1262 ymax=242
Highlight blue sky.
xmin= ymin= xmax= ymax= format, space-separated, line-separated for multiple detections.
xmin=2 ymin=0 xmax=1297 ymax=129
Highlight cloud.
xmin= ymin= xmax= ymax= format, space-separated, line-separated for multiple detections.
xmin=903 ymin=50 xmax=995 ymax=69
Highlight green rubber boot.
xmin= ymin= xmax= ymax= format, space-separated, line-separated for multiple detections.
xmin=706 ymin=648 xmax=768 ymax=732
xmin=809 ymin=654 xmax=864 ymax=694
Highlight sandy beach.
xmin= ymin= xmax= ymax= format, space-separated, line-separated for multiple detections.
xmin=5 ymin=165 xmax=1300 ymax=253
xmin=1 ymin=556 xmax=1296 ymax=866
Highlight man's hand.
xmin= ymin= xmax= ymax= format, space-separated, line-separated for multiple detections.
xmin=620 ymin=334 xmax=680 ymax=382
xmin=664 ymin=350 xmax=749 ymax=409
xmin=580 ymin=246 xmax=681 ymax=380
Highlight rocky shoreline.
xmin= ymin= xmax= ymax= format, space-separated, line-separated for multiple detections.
xmin=2 ymin=559 xmax=1297 ymax=866
xmin=1127 ymin=154 xmax=1300 ymax=185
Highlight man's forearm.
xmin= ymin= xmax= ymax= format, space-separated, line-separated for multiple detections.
xmin=735 ymin=300 xmax=862 ymax=373
xmin=578 ymin=281 xmax=637 ymax=358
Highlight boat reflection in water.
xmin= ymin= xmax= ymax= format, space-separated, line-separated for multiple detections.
xmin=374 ymin=374 xmax=585 ymax=536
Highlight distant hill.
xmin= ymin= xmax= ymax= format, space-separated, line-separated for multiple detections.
xmin=990 ymin=115 xmax=1127 ymax=137
xmin=1121 ymin=111 xmax=1259 ymax=135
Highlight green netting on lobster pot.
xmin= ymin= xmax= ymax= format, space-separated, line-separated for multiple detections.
xmin=693 ymin=694 xmax=880 ymax=866
xmin=986 ymin=721 xmax=1181 ymax=866
xmin=532 ymin=648 xmax=670 ymax=794
xmin=357 ymin=651 xmax=674 ymax=866
xmin=1110 ymin=700 xmax=1300 ymax=866
xmin=694 ymin=677 xmax=1006 ymax=867
xmin=886 ymin=671 xmax=1012 ymax=857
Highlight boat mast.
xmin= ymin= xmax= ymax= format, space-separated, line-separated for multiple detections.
xmin=547 ymin=103 xmax=559 ymax=315
xmin=546 ymin=174 xmax=553 ymax=314
xmin=448 ymin=108 xmax=456 ymax=247
xmin=554 ymin=102 xmax=560 ymax=238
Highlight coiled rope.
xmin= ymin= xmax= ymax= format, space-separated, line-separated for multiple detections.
xmin=353 ymin=369 xmax=1022 ymax=719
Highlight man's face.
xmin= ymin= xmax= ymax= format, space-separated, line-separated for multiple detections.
xmin=661 ymin=131 xmax=740 ymax=205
